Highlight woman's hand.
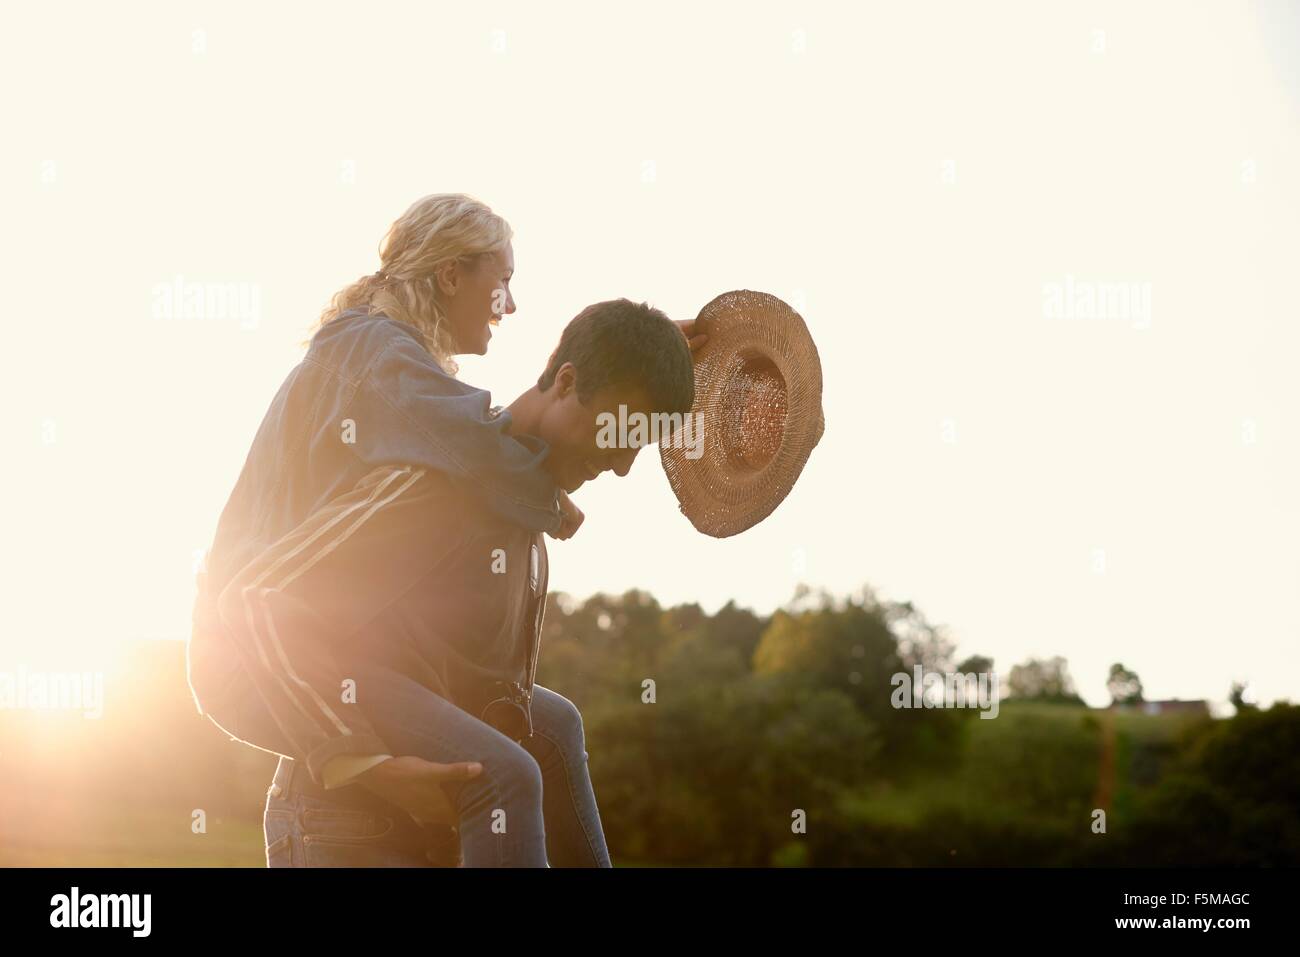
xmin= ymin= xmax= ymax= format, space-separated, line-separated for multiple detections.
xmin=355 ymin=755 xmax=482 ymax=828
xmin=674 ymin=318 xmax=709 ymax=353
xmin=551 ymin=490 xmax=585 ymax=540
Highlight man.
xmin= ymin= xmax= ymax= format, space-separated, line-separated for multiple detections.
xmin=211 ymin=298 xmax=696 ymax=866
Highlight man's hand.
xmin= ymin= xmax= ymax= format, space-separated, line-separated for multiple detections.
xmin=551 ymin=490 xmax=585 ymax=540
xmin=674 ymin=318 xmax=708 ymax=353
xmin=354 ymin=755 xmax=482 ymax=828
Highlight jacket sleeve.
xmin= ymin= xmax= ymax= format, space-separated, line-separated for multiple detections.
xmin=345 ymin=328 xmax=563 ymax=535
xmin=321 ymin=752 xmax=393 ymax=789
xmin=214 ymin=465 xmax=451 ymax=786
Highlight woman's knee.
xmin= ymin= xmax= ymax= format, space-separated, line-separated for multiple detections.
xmin=457 ymin=736 xmax=543 ymax=813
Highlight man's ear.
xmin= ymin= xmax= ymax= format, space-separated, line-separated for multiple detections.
xmin=554 ymin=362 xmax=578 ymax=398
xmin=432 ymin=259 xmax=460 ymax=297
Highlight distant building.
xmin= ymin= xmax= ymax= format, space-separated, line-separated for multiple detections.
xmin=1111 ymin=699 xmax=1210 ymax=717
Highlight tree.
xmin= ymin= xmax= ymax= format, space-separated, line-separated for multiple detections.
xmin=1106 ymin=663 xmax=1144 ymax=706
xmin=751 ymin=591 xmax=962 ymax=768
xmin=956 ymin=655 xmax=994 ymax=676
xmin=1229 ymin=681 xmax=1257 ymax=714
xmin=1007 ymin=656 xmax=1084 ymax=704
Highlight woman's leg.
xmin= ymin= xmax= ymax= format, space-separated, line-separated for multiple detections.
xmin=201 ymin=622 xmax=557 ymax=867
xmin=522 ymin=685 xmax=613 ymax=867
xmin=347 ymin=660 xmax=550 ymax=867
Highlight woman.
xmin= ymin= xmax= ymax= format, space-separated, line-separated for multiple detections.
xmin=187 ymin=193 xmax=701 ymax=866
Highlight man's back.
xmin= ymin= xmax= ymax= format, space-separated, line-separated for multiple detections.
xmin=336 ymin=465 xmax=550 ymax=724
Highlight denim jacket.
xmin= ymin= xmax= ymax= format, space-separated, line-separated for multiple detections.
xmin=186 ymin=310 xmax=561 ymax=782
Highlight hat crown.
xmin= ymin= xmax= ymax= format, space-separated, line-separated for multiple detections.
xmin=660 ymin=290 xmax=823 ymax=538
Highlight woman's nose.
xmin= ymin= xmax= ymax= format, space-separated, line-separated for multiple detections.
xmin=505 ymin=289 xmax=517 ymax=314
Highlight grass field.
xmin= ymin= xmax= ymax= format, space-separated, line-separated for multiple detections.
xmin=2 ymin=691 xmax=1211 ymax=867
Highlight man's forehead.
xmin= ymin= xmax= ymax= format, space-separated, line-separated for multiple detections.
xmin=587 ymin=383 xmax=654 ymax=417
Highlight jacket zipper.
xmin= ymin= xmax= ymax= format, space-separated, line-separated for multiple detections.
xmin=522 ymin=533 xmax=546 ymax=738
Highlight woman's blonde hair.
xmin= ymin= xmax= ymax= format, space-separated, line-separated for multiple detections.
xmin=313 ymin=193 xmax=513 ymax=374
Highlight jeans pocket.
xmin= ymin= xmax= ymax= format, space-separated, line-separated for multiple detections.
xmin=301 ymin=806 xmax=394 ymax=841
xmin=264 ymin=808 xmax=297 ymax=868
xmin=298 ymin=803 xmax=425 ymax=867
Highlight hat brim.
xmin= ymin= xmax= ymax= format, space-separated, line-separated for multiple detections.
xmin=660 ymin=290 xmax=824 ymax=538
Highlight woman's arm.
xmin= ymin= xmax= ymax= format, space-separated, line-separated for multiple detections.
xmin=214 ymin=465 xmax=451 ymax=786
xmin=345 ymin=325 xmax=566 ymax=535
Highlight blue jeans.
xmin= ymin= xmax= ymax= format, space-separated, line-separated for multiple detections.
xmin=263 ymin=757 xmax=456 ymax=867
xmin=247 ymin=663 xmax=611 ymax=867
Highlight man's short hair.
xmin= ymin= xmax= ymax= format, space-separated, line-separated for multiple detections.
xmin=537 ymin=299 xmax=695 ymax=413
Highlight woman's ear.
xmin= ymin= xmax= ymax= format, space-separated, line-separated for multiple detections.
xmin=432 ymin=259 xmax=460 ymax=297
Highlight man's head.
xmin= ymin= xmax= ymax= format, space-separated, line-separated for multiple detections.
xmin=528 ymin=299 xmax=695 ymax=493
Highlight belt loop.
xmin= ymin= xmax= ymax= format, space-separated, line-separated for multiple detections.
xmin=270 ymin=756 xmax=294 ymax=799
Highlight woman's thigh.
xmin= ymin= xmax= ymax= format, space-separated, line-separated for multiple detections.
xmin=346 ymin=661 xmax=551 ymax=864
xmin=348 ymin=662 xmax=532 ymax=773
xmin=215 ymin=646 xmax=554 ymax=864
xmin=214 ymin=648 xmax=539 ymax=804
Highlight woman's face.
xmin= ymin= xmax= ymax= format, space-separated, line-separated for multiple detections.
xmin=441 ymin=242 xmax=516 ymax=356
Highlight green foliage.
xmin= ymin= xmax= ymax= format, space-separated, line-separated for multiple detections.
xmin=1104 ymin=703 xmax=1300 ymax=866
xmin=1106 ymin=662 xmax=1144 ymax=706
xmin=5 ymin=589 xmax=1294 ymax=867
xmin=1229 ymin=680 xmax=1257 ymax=714
xmin=1007 ymin=656 xmax=1086 ymax=705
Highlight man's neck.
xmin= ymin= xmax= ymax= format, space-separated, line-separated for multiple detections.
xmin=504 ymin=387 xmax=545 ymax=438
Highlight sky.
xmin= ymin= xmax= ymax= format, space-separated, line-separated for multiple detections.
xmin=3 ymin=1 xmax=1298 ymax=709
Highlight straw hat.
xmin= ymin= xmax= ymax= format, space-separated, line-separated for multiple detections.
xmin=660 ymin=290 xmax=824 ymax=538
